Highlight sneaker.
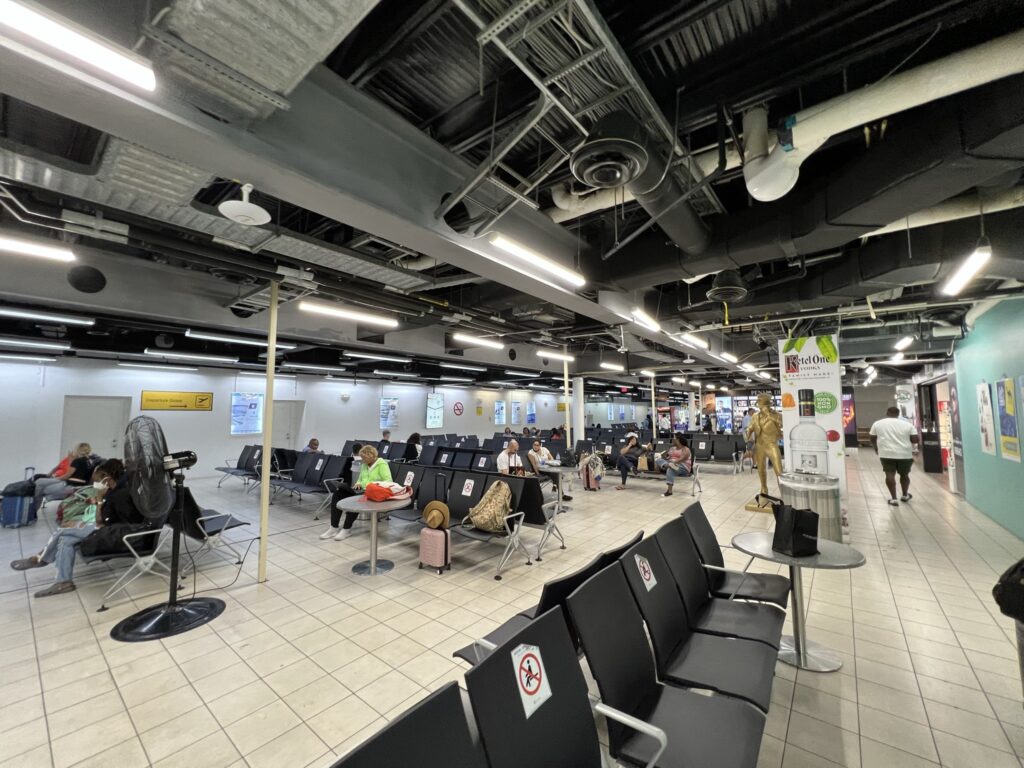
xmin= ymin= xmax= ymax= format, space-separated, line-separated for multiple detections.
xmin=900 ymin=494 xmax=913 ymax=502
xmin=561 ymin=494 xmax=573 ymax=502
xmin=319 ymin=527 xmax=340 ymax=540
xmin=662 ymin=490 xmax=674 ymax=497
xmin=334 ymin=528 xmax=353 ymax=541
xmin=887 ymin=499 xmax=899 ymax=506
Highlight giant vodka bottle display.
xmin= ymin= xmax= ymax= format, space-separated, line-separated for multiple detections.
xmin=789 ymin=388 xmax=829 ymax=474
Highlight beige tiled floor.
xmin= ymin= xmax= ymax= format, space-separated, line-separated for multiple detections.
xmin=2 ymin=450 xmax=1023 ymax=767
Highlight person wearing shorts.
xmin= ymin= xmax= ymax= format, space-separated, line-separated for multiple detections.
xmin=869 ymin=407 xmax=919 ymax=506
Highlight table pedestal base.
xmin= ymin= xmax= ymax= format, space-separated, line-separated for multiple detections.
xmin=352 ymin=559 xmax=394 ymax=576
xmin=778 ymin=635 xmax=843 ymax=672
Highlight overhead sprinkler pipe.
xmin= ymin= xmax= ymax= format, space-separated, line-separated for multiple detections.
xmin=744 ymin=28 xmax=1024 ymax=202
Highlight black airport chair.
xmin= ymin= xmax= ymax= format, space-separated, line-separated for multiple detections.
xmin=654 ymin=517 xmax=784 ymax=649
xmin=446 ymin=470 xmax=486 ymax=524
xmin=452 ymin=449 xmax=474 ymax=470
xmin=711 ymin=434 xmax=741 ymax=471
xmin=271 ymin=451 xmax=316 ymax=492
xmin=620 ymin=537 xmax=776 ymax=712
xmin=452 ymin=474 xmax=532 ymax=580
xmin=417 ymin=444 xmax=440 ymax=466
xmin=385 ymin=463 xmax=428 ymax=524
xmin=683 ymin=501 xmax=791 ymax=608
xmin=464 ymin=608 xmax=611 ymax=768
xmin=415 ymin=468 xmax=452 ymax=510
xmin=470 ymin=451 xmax=495 ymax=472
xmin=329 ymin=682 xmax=487 ymax=768
xmin=567 ymin=565 xmax=766 ymax=768
xmin=179 ymin=488 xmax=249 ymax=575
xmin=436 ymin=447 xmax=457 ymax=469
xmin=692 ymin=437 xmax=713 ymax=462
xmin=215 ymin=445 xmax=254 ymax=486
xmin=379 ymin=441 xmax=405 ymax=460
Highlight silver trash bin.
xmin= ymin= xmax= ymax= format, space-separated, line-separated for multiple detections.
xmin=779 ymin=473 xmax=842 ymax=542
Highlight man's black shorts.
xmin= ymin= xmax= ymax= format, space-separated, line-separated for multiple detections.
xmin=880 ymin=457 xmax=913 ymax=476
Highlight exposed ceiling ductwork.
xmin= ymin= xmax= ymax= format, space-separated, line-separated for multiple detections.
xmin=601 ymin=73 xmax=1024 ymax=291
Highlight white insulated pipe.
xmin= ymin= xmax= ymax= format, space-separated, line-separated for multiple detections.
xmin=745 ymin=28 xmax=1024 ymax=202
xmin=865 ymin=186 xmax=1024 ymax=237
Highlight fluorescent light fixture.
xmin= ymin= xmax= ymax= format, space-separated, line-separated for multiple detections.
xmin=0 ymin=234 xmax=75 ymax=262
xmin=282 ymin=362 xmax=347 ymax=373
xmin=0 ymin=0 xmax=156 ymax=90
xmin=118 ymin=362 xmax=198 ymax=372
xmin=440 ymin=362 xmax=486 ymax=372
xmin=678 ymin=332 xmax=709 ymax=350
xmin=631 ymin=308 xmax=661 ymax=332
xmin=671 ymin=376 xmax=687 ymax=384
xmin=720 ymin=352 xmax=738 ymax=363
xmin=490 ymin=234 xmax=586 ymax=288
xmin=0 ymin=307 xmax=93 ymax=326
xmin=757 ymin=372 xmax=772 ymax=380
xmin=374 ymin=369 xmax=418 ymax=378
xmin=535 ymin=349 xmax=574 ymax=362
xmin=639 ymin=369 xmax=656 ymax=377
xmin=719 ymin=385 xmax=729 ymax=391
xmin=741 ymin=363 xmax=756 ymax=372
xmin=238 ymin=370 xmax=297 ymax=380
xmin=889 ymin=352 xmax=905 ymax=362
xmin=0 ymin=353 xmax=57 ymax=363
xmin=452 ymin=331 xmax=504 ymax=350
xmin=599 ymin=361 xmax=625 ymax=372
xmin=185 ymin=329 xmax=295 ymax=350
xmin=691 ymin=382 xmax=701 ymax=389
xmin=941 ymin=241 xmax=992 ymax=296
xmin=893 ymin=336 xmax=914 ymax=351
xmin=504 ymin=370 xmax=540 ymax=378
xmin=709 ymin=353 xmax=726 ymax=362
xmin=0 ymin=337 xmax=70 ymax=351
xmin=865 ymin=365 xmax=876 ymax=374
xmin=143 ymin=348 xmax=237 ymax=363
xmin=438 ymin=375 xmax=473 ymax=382
xmin=344 ymin=351 xmax=412 ymax=363
xmin=298 ymin=300 xmax=398 ymax=329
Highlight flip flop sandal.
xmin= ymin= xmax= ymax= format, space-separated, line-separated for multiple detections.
xmin=34 ymin=581 xmax=76 ymax=598
xmin=10 ymin=558 xmax=42 ymax=571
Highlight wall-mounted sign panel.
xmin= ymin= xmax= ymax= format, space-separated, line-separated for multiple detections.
xmin=141 ymin=390 xmax=213 ymax=411
xmin=230 ymin=392 xmax=264 ymax=435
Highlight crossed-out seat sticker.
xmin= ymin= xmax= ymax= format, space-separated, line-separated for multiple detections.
xmin=635 ymin=553 xmax=657 ymax=591
xmin=511 ymin=643 xmax=552 ymax=718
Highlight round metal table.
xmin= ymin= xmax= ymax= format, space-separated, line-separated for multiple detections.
xmin=338 ymin=496 xmax=412 ymax=576
xmin=732 ymin=531 xmax=865 ymax=672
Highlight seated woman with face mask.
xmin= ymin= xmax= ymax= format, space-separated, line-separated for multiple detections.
xmin=10 ymin=459 xmax=127 ymax=597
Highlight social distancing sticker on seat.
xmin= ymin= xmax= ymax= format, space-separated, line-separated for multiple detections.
xmin=511 ymin=643 xmax=551 ymax=718
xmin=462 ymin=480 xmax=475 ymax=496
xmin=635 ymin=553 xmax=657 ymax=591
xmin=404 ymin=471 xmax=414 ymax=486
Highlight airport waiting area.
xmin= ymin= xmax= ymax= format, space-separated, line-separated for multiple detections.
xmin=2 ymin=1 xmax=1024 ymax=766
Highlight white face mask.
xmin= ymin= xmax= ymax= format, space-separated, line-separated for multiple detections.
xmin=93 ymin=481 xmax=108 ymax=490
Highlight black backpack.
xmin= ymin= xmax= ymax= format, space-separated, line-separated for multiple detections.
xmin=993 ymin=558 xmax=1024 ymax=621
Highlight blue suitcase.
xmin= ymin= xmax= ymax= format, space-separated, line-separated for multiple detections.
xmin=1 ymin=496 xmax=35 ymax=528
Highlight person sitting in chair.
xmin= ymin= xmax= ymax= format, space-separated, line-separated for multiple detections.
xmin=496 ymin=440 xmax=525 ymax=476
xmin=653 ymin=436 xmax=692 ymax=497
xmin=12 ymin=459 xmax=136 ymax=597
xmin=615 ymin=435 xmax=646 ymax=490
xmin=320 ymin=444 xmax=391 ymax=541
xmin=528 ymin=440 xmax=572 ymax=501
xmin=302 ymin=438 xmax=321 ymax=453
xmin=32 ymin=442 xmax=94 ymax=512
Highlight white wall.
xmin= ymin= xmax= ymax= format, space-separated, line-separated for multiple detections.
xmin=850 ymin=384 xmax=897 ymax=429
xmin=0 ymin=359 xmax=568 ymax=481
xmin=584 ymin=400 xmax=648 ymax=426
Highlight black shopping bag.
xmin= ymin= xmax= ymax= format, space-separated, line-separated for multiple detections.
xmin=993 ymin=558 xmax=1024 ymax=621
xmin=771 ymin=503 xmax=819 ymax=557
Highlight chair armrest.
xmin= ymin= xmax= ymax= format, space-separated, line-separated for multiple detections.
xmin=122 ymin=528 xmax=167 ymax=559
xmin=592 ymin=701 xmax=667 ymax=768
xmin=322 ymin=477 xmax=344 ymax=493
xmin=224 ymin=458 xmax=237 ymax=467
xmin=503 ymin=511 xmax=525 ymax=536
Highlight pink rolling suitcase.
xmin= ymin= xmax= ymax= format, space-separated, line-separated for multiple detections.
xmin=419 ymin=527 xmax=451 ymax=574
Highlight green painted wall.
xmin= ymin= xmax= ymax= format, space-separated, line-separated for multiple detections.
xmin=954 ymin=300 xmax=1024 ymax=538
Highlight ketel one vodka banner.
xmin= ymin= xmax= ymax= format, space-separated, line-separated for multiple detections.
xmin=778 ymin=334 xmax=847 ymax=497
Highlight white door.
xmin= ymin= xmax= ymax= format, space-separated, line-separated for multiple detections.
xmin=271 ymin=400 xmax=305 ymax=449
xmin=61 ymin=396 xmax=132 ymax=460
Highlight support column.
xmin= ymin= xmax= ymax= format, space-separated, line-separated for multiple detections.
xmin=572 ymin=375 xmax=586 ymax=446
xmin=649 ymin=373 xmax=657 ymax=437
xmin=257 ymin=281 xmax=279 ymax=583
xmin=562 ymin=348 xmax=572 ymax=446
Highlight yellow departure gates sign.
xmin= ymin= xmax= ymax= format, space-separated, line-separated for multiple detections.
xmin=141 ymin=391 xmax=214 ymax=411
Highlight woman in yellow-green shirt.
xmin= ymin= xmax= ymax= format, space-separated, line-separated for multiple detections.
xmin=320 ymin=444 xmax=391 ymax=541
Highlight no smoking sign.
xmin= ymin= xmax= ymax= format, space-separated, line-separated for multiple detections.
xmin=453 ymin=401 xmax=464 ymax=416
xmin=511 ymin=643 xmax=552 ymax=718
xmin=635 ymin=553 xmax=658 ymax=592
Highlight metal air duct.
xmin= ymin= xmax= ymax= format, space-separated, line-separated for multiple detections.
xmin=570 ymin=110 xmax=710 ymax=256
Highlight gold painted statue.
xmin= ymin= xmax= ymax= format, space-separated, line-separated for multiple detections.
xmin=746 ymin=393 xmax=784 ymax=500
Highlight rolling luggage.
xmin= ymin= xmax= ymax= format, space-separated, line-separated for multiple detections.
xmin=1 ymin=496 xmax=34 ymax=528
xmin=419 ymin=527 xmax=451 ymax=574
xmin=580 ymin=453 xmax=601 ymax=491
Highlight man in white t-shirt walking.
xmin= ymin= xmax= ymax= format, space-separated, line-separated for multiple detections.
xmin=869 ymin=407 xmax=919 ymax=506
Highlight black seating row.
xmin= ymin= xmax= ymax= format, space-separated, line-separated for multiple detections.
xmin=336 ymin=508 xmax=785 ymax=767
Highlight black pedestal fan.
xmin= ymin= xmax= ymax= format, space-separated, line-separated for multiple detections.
xmin=110 ymin=416 xmax=225 ymax=642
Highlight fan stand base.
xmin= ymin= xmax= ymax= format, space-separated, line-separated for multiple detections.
xmin=110 ymin=597 xmax=226 ymax=643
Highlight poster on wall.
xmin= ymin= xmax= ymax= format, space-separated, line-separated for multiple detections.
xmin=494 ymin=400 xmax=507 ymax=426
xmin=715 ymin=396 xmax=733 ymax=432
xmin=630 ymin=405 xmax=636 ymax=422
xmin=977 ymin=382 xmax=997 ymax=456
xmin=511 ymin=400 xmax=522 ymax=425
xmin=778 ymin=334 xmax=846 ymax=496
xmin=895 ymin=384 xmax=917 ymax=423
xmin=841 ymin=386 xmax=858 ymax=448
xmin=607 ymin=404 xmax=615 ymax=422
xmin=379 ymin=398 xmax=399 ymax=430
xmin=947 ymin=373 xmax=966 ymax=494
xmin=426 ymin=393 xmax=444 ymax=430
xmin=475 ymin=398 xmax=483 ymax=416
xmin=996 ymin=378 xmax=1020 ymax=462
xmin=618 ymin=404 xmax=626 ymax=421
xmin=526 ymin=401 xmax=536 ymax=425
xmin=230 ymin=392 xmax=264 ymax=435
